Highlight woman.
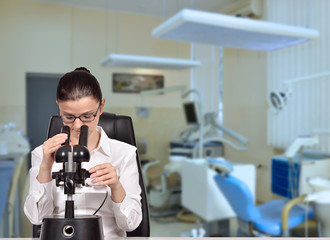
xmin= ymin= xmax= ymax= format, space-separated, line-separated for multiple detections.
xmin=24 ymin=67 xmax=142 ymax=237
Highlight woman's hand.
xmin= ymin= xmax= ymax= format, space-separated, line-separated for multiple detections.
xmin=89 ymin=163 xmax=126 ymax=203
xmin=37 ymin=133 xmax=68 ymax=183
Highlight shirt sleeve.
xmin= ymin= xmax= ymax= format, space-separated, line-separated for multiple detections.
xmin=110 ymin=149 xmax=142 ymax=232
xmin=24 ymin=146 xmax=55 ymax=225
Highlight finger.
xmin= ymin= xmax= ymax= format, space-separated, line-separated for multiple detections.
xmin=97 ymin=180 xmax=111 ymax=186
xmin=90 ymin=168 xmax=113 ymax=178
xmin=54 ymin=134 xmax=68 ymax=144
xmin=56 ymin=133 xmax=68 ymax=138
xmin=90 ymin=166 xmax=116 ymax=178
xmin=98 ymin=178 xmax=118 ymax=186
xmin=92 ymin=171 xmax=116 ymax=182
xmin=89 ymin=163 xmax=108 ymax=171
xmin=44 ymin=141 xmax=65 ymax=154
xmin=89 ymin=163 xmax=111 ymax=173
xmin=51 ymin=133 xmax=68 ymax=141
xmin=45 ymin=135 xmax=68 ymax=147
xmin=92 ymin=175 xmax=108 ymax=183
xmin=44 ymin=142 xmax=62 ymax=153
xmin=95 ymin=178 xmax=116 ymax=186
xmin=43 ymin=134 xmax=68 ymax=156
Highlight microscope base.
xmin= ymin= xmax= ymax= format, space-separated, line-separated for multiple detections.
xmin=40 ymin=215 xmax=104 ymax=240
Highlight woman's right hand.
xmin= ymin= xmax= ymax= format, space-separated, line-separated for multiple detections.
xmin=37 ymin=133 xmax=68 ymax=183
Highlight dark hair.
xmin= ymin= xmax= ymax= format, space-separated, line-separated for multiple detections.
xmin=56 ymin=67 xmax=102 ymax=102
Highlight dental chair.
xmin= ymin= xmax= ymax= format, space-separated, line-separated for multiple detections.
xmin=32 ymin=112 xmax=150 ymax=237
xmin=212 ymin=160 xmax=314 ymax=237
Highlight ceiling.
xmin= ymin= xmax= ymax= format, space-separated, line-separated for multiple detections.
xmin=29 ymin=0 xmax=244 ymax=18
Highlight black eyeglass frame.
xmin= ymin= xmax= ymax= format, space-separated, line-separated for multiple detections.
xmin=60 ymin=104 xmax=101 ymax=123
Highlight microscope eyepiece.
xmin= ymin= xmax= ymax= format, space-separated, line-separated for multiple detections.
xmin=79 ymin=125 xmax=89 ymax=147
xmin=61 ymin=126 xmax=70 ymax=146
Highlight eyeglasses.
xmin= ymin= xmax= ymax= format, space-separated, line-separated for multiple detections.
xmin=61 ymin=104 xmax=101 ymax=123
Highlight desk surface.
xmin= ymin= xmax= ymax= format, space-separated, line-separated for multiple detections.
xmin=0 ymin=238 xmax=323 ymax=240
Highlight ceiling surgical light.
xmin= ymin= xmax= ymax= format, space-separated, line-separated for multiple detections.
xmin=269 ymin=70 xmax=330 ymax=113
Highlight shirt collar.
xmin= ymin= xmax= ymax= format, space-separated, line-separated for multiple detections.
xmin=95 ymin=126 xmax=111 ymax=157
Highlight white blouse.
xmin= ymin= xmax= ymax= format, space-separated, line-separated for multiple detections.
xmin=24 ymin=126 xmax=142 ymax=237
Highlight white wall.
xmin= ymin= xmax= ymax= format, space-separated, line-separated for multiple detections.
xmin=1 ymin=0 xmax=223 ymax=192
xmin=0 ymin=0 xmax=192 ymax=131
xmin=267 ymin=0 xmax=330 ymax=152
xmin=223 ymin=48 xmax=275 ymax=203
xmin=1 ymin=1 xmax=198 ymax=236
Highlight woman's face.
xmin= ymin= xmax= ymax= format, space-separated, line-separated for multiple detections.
xmin=57 ymin=96 xmax=105 ymax=145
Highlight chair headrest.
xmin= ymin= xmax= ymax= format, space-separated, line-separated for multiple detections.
xmin=47 ymin=113 xmax=136 ymax=147
xmin=209 ymin=158 xmax=233 ymax=176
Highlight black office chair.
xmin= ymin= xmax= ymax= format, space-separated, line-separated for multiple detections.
xmin=33 ymin=112 xmax=150 ymax=237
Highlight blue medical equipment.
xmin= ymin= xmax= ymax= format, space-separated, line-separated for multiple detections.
xmin=0 ymin=161 xmax=16 ymax=237
xmin=272 ymin=153 xmax=330 ymax=199
xmin=213 ymin=161 xmax=315 ymax=237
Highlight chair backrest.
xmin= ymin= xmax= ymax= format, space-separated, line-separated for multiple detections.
xmin=33 ymin=112 xmax=150 ymax=237
xmin=214 ymin=174 xmax=261 ymax=222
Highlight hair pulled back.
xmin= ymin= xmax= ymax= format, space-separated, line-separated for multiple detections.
xmin=56 ymin=67 xmax=102 ymax=103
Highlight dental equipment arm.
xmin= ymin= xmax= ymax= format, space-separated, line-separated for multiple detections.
xmin=192 ymin=137 xmax=247 ymax=158
xmin=210 ymin=116 xmax=248 ymax=146
xmin=190 ymin=113 xmax=248 ymax=158
xmin=181 ymin=89 xmax=204 ymax=158
xmin=284 ymin=136 xmax=318 ymax=158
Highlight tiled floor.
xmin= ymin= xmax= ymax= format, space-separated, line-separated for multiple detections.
xmin=150 ymin=215 xmax=196 ymax=237
xmin=291 ymin=220 xmax=318 ymax=237
xmin=149 ymin=215 xmax=319 ymax=237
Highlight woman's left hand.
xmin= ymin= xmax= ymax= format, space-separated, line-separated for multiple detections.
xmin=89 ymin=163 xmax=119 ymax=188
xmin=89 ymin=163 xmax=126 ymax=202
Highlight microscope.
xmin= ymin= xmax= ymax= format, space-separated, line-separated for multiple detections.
xmin=40 ymin=125 xmax=104 ymax=240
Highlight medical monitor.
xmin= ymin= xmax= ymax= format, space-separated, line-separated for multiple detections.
xmin=183 ymin=101 xmax=200 ymax=125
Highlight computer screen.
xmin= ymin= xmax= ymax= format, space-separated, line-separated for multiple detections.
xmin=183 ymin=101 xmax=200 ymax=125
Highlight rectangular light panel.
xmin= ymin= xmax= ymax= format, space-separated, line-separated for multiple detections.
xmin=100 ymin=53 xmax=200 ymax=70
xmin=152 ymin=9 xmax=319 ymax=51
